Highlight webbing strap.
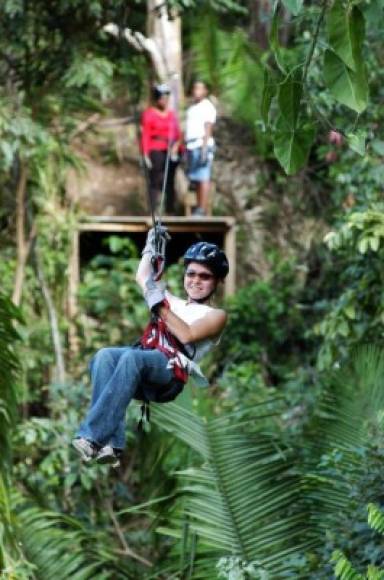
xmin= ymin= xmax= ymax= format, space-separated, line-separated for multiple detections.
xmin=137 ymin=401 xmax=150 ymax=433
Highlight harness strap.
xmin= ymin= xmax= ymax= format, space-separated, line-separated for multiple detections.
xmin=140 ymin=316 xmax=189 ymax=384
xmin=137 ymin=401 xmax=150 ymax=433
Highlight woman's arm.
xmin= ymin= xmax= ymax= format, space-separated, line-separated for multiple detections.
xmin=201 ymin=121 xmax=213 ymax=162
xmin=158 ymin=304 xmax=227 ymax=345
xmin=135 ymin=252 xmax=152 ymax=292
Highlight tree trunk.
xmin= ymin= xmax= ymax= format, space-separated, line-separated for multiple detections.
xmin=34 ymin=246 xmax=66 ymax=384
xmin=104 ymin=1 xmax=184 ymax=110
xmin=12 ymin=163 xmax=36 ymax=306
xmin=147 ymin=0 xmax=183 ymax=109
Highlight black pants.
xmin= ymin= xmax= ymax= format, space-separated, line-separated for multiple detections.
xmin=148 ymin=150 xmax=178 ymax=214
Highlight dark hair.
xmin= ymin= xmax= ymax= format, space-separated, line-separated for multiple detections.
xmin=152 ymin=83 xmax=171 ymax=102
xmin=190 ymin=78 xmax=211 ymax=94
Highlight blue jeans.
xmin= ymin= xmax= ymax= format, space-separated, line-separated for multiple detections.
xmin=77 ymin=347 xmax=173 ymax=449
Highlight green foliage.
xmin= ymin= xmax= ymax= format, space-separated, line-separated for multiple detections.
xmin=78 ymin=236 xmax=144 ymax=353
xmin=331 ymin=503 xmax=384 ymax=579
xmin=0 ymin=294 xmax=21 ymax=472
xmin=190 ymin=15 xmax=265 ymax=145
xmin=281 ymin=0 xmax=303 ymax=17
xmin=0 ymin=293 xmax=22 ymax=573
xmin=144 ymin=347 xmax=384 ymax=578
xmin=150 ymin=401 xmax=313 ymax=577
xmin=324 ymin=2 xmax=368 ymax=114
xmin=315 ymin=207 xmax=384 ymax=369
xmin=188 ymin=0 xmax=382 ymax=174
xmin=332 ymin=550 xmax=365 ymax=580
xmin=6 ymin=499 xmax=136 ymax=579
xmin=218 ymin=261 xmax=310 ymax=383
xmin=64 ymin=55 xmax=115 ymax=101
xmin=368 ymin=504 xmax=384 ymax=536
xmin=1 ymin=1 xmax=384 ymax=577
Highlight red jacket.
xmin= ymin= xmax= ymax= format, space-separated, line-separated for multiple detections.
xmin=141 ymin=107 xmax=181 ymax=155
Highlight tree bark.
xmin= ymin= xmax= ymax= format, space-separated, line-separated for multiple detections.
xmin=12 ymin=163 xmax=36 ymax=306
xmin=34 ymin=246 xmax=66 ymax=384
xmin=104 ymin=0 xmax=184 ymax=110
xmin=248 ymin=0 xmax=271 ymax=49
xmin=147 ymin=0 xmax=183 ymax=109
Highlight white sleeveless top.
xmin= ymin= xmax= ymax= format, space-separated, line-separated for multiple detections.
xmin=165 ymin=292 xmax=222 ymax=386
xmin=166 ymin=292 xmax=221 ymax=361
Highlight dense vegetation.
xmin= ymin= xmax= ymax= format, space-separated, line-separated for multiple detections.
xmin=2 ymin=0 xmax=384 ymax=578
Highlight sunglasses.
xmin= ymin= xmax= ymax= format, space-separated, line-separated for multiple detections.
xmin=185 ymin=270 xmax=214 ymax=282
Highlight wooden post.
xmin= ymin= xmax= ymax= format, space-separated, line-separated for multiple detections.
xmin=224 ymin=221 xmax=236 ymax=296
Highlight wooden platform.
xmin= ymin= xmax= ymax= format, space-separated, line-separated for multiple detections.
xmin=68 ymin=216 xmax=236 ymax=345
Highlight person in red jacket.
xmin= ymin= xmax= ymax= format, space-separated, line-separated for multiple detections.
xmin=141 ymin=84 xmax=182 ymax=214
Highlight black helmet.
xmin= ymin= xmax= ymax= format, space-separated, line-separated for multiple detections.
xmin=183 ymin=242 xmax=229 ymax=279
xmin=152 ymin=83 xmax=171 ymax=100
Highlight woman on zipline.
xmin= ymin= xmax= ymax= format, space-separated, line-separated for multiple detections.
xmin=72 ymin=227 xmax=228 ymax=466
xmin=141 ymin=84 xmax=181 ymax=215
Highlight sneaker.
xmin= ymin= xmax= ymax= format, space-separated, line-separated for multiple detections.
xmin=72 ymin=437 xmax=98 ymax=462
xmin=192 ymin=206 xmax=206 ymax=217
xmin=96 ymin=445 xmax=121 ymax=468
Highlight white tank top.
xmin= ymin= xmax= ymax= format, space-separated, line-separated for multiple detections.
xmin=165 ymin=292 xmax=221 ymax=362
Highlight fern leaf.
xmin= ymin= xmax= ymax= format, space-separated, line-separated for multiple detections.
xmin=367 ymin=503 xmax=384 ymax=535
xmin=332 ymin=550 xmax=364 ymax=580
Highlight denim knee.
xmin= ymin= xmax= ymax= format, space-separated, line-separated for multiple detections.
xmin=89 ymin=347 xmax=113 ymax=372
xmin=120 ymin=348 xmax=140 ymax=369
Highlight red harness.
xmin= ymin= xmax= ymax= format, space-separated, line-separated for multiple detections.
xmin=140 ymin=314 xmax=188 ymax=383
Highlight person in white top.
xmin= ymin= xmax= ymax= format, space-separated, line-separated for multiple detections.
xmin=73 ymin=227 xmax=228 ymax=466
xmin=185 ymin=80 xmax=217 ymax=216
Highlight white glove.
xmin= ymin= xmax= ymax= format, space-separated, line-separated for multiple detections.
xmin=142 ymin=225 xmax=170 ymax=257
xmin=144 ymin=276 xmax=166 ymax=312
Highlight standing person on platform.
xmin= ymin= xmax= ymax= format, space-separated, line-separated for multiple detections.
xmin=185 ymin=80 xmax=217 ymax=217
xmin=141 ymin=84 xmax=182 ymax=214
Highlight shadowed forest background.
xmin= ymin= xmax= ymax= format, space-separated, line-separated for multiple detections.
xmin=1 ymin=0 xmax=384 ymax=578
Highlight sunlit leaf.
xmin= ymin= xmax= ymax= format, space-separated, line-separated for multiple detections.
xmin=347 ymin=130 xmax=366 ymax=156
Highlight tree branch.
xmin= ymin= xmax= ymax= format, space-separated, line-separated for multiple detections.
xmin=103 ymin=22 xmax=167 ymax=81
xmin=104 ymin=495 xmax=153 ymax=568
xmin=12 ymin=164 xmax=37 ymax=306
xmin=33 ymin=245 xmax=66 ymax=384
xmin=302 ymin=0 xmax=328 ymax=85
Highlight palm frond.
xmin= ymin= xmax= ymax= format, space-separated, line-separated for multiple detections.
xmin=304 ymin=346 xmax=384 ymax=529
xmin=13 ymin=500 xmax=135 ymax=579
xmin=332 ymin=550 xmax=364 ymax=580
xmin=0 ymin=292 xmax=22 ymax=472
xmin=151 ymin=401 xmax=315 ymax=577
xmin=367 ymin=504 xmax=384 ymax=535
xmin=0 ymin=293 xmax=22 ymax=572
